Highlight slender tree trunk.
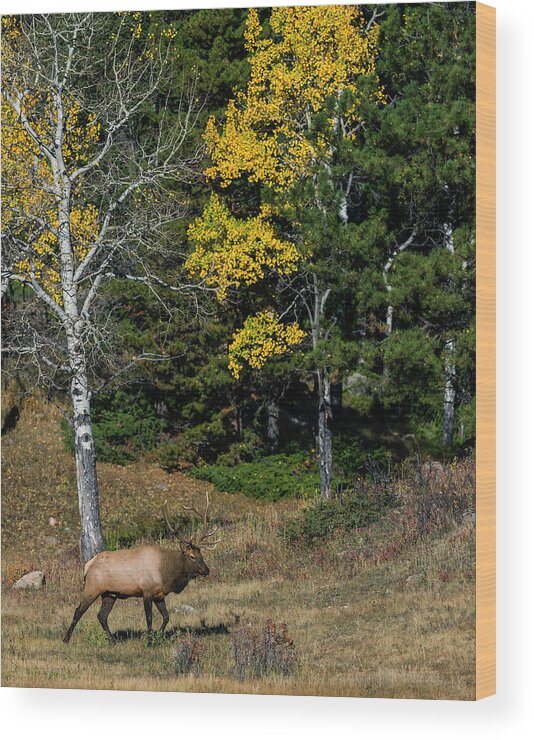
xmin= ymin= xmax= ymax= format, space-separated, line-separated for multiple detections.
xmin=442 ymin=337 xmax=456 ymax=448
xmin=1 ymin=273 xmax=10 ymax=299
xmin=66 ymin=315 xmax=104 ymax=561
xmin=383 ymin=231 xmax=416 ymax=376
xmin=266 ymin=395 xmax=280 ymax=452
xmin=229 ymin=388 xmax=243 ymax=440
xmin=441 ymin=224 xmax=456 ymax=448
xmin=57 ymin=169 xmax=105 ymax=561
xmin=70 ymin=362 xmax=105 ymax=561
xmin=331 ymin=380 xmax=343 ymax=411
xmin=318 ymin=369 xmax=333 ymax=499
xmin=385 ymin=304 xmax=394 ymax=339
xmin=309 ymin=278 xmax=334 ymax=500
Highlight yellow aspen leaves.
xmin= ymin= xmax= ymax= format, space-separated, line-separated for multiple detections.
xmin=2 ymin=23 xmax=101 ymax=304
xmin=228 ymin=311 xmax=306 ymax=379
xmin=186 ymin=194 xmax=300 ymax=300
xmin=205 ymin=5 xmax=384 ymax=190
xmin=2 ymin=97 xmax=100 ymax=303
xmin=189 ymin=6 xmax=385 ymax=377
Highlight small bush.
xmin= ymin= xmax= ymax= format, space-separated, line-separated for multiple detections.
xmin=61 ymin=391 xmax=164 ymax=465
xmin=232 ymin=620 xmax=297 ymax=680
xmin=282 ymin=483 xmax=393 ymax=544
xmin=215 ymin=428 xmax=263 ymax=466
xmin=145 ymin=630 xmax=167 ymax=648
xmin=192 ymin=453 xmax=319 ymax=500
xmin=157 ymin=418 xmax=229 ymax=470
xmin=173 ymin=636 xmax=203 ymax=675
xmin=333 ymin=436 xmax=391 ymax=480
xmin=157 ymin=438 xmax=201 ymax=470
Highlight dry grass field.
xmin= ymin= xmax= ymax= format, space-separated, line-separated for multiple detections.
xmin=1 ymin=397 xmax=476 ymax=699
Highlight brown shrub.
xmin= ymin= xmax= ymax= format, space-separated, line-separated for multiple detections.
xmin=399 ymin=455 xmax=475 ymax=539
xmin=3 ymin=558 xmax=33 ymax=586
xmin=173 ymin=637 xmax=204 ymax=676
xmin=231 ymin=619 xmax=297 ymax=680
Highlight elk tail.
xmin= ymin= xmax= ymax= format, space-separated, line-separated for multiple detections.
xmin=83 ymin=554 xmax=98 ymax=579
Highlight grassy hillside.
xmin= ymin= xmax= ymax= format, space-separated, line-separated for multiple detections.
xmin=1 ymin=398 xmax=475 ymax=699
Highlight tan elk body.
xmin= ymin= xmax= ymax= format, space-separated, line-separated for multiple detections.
xmin=63 ymin=494 xmax=219 ymax=643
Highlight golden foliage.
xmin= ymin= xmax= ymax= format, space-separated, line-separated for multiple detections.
xmin=186 ymin=194 xmax=300 ymax=300
xmin=1 ymin=20 xmax=101 ymax=303
xmin=228 ymin=311 xmax=306 ymax=379
xmin=189 ymin=5 xmax=385 ymax=376
xmin=205 ymin=5 xmax=384 ymax=189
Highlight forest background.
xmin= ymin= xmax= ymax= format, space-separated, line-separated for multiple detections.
xmin=2 ymin=2 xmax=475 ymax=554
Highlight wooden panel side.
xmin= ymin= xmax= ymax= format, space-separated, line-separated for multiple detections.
xmin=475 ymin=1 xmax=496 ymax=701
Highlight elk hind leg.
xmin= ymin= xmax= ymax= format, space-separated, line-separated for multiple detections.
xmin=143 ymin=593 xmax=153 ymax=633
xmin=63 ymin=593 xmax=99 ymax=643
xmin=97 ymin=595 xmax=117 ymax=640
xmin=154 ymin=597 xmax=169 ymax=634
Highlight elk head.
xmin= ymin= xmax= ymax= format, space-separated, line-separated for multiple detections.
xmin=162 ymin=491 xmax=220 ymax=578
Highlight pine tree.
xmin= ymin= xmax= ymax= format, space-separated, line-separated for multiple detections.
xmin=187 ymin=6 xmax=385 ymax=497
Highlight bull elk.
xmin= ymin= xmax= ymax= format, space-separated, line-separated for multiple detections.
xmin=63 ymin=492 xmax=220 ymax=643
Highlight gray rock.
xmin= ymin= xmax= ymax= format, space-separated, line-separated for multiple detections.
xmin=405 ymin=573 xmax=424 ymax=586
xmin=173 ymin=604 xmax=195 ymax=615
xmin=462 ymin=510 xmax=476 ymax=524
xmin=343 ymin=372 xmax=368 ymax=396
xmin=13 ymin=571 xmax=46 ymax=590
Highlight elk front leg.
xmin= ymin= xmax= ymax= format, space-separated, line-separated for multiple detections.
xmin=143 ymin=593 xmax=153 ymax=633
xmin=154 ymin=597 xmax=169 ymax=634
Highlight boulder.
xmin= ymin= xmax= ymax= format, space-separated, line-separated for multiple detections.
xmin=13 ymin=571 xmax=46 ymax=590
xmin=343 ymin=371 xmax=370 ymax=397
xmin=462 ymin=510 xmax=476 ymax=525
xmin=173 ymin=604 xmax=195 ymax=615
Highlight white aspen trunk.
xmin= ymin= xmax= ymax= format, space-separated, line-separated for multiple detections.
xmin=339 ymin=188 xmax=349 ymax=224
xmin=266 ymin=395 xmax=280 ymax=452
xmin=69 ymin=352 xmax=106 ymax=560
xmin=385 ymin=303 xmax=394 ymax=338
xmin=442 ymin=337 xmax=456 ymax=448
xmin=318 ymin=369 xmax=333 ymax=499
xmin=383 ymin=232 xmax=417 ymax=329
xmin=1 ymin=274 xmax=10 ymax=299
xmin=310 ymin=280 xmax=333 ymax=500
xmin=310 ymin=104 xmax=345 ymax=500
xmin=442 ymin=224 xmax=456 ymax=448
xmin=383 ymin=231 xmax=416 ymax=376
xmin=229 ymin=388 xmax=243 ymax=440
xmin=54 ymin=137 xmax=105 ymax=561
xmin=64 ymin=280 xmax=105 ymax=561
xmin=383 ymin=295 xmax=394 ymax=378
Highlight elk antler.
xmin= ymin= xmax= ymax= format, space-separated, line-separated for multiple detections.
xmin=162 ymin=500 xmax=176 ymax=534
xmin=162 ymin=500 xmax=190 ymax=545
xmin=180 ymin=491 xmax=220 ymax=549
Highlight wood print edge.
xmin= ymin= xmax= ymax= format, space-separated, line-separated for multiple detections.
xmin=475 ymin=1 xmax=496 ymax=701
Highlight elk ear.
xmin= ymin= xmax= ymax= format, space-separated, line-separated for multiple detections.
xmin=179 ymin=539 xmax=190 ymax=553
